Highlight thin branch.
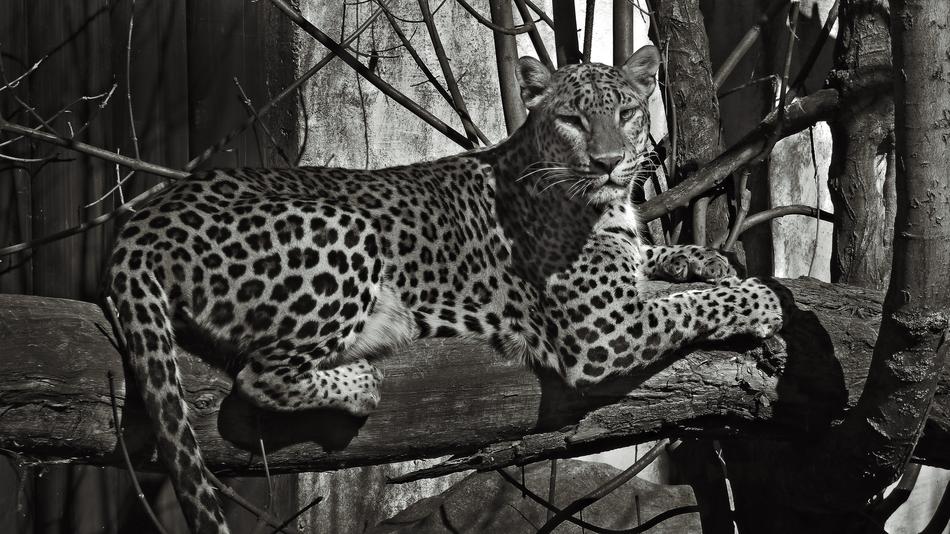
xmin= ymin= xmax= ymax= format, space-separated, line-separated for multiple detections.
xmin=722 ymin=170 xmax=750 ymax=251
xmin=418 ymin=0 xmax=484 ymax=144
xmin=234 ymin=78 xmax=294 ymax=166
xmin=268 ymin=0 xmax=473 ymax=148
xmin=206 ymin=471 xmax=298 ymax=534
xmin=582 ymin=0 xmax=596 ymax=62
xmin=496 ymin=467 xmax=699 ymax=534
xmin=547 ymin=459 xmax=557 ymax=521
xmin=521 ymin=0 xmax=555 ymax=28
xmin=711 ymin=0 xmax=789 ymax=88
xmin=867 ymin=462 xmax=921 ymax=526
xmin=536 ymin=439 xmax=670 ymax=534
xmin=455 ymin=0 xmax=537 ymax=35
xmin=739 ymin=204 xmax=834 ymax=233
xmin=514 ymin=0 xmax=555 ymax=70
xmin=489 ymin=0 xmax=527 ymax=132
xmin=251 ymin=436 xmax=276 ymax=534
xmin=126 ymin=0 xmax=142 ymax=167
xmin=637 ymin=69 xmax=890 ymax=222
xmin=270 ymin=494 xmax=323 ymax=534
xmin=0 ymin=54 xmax=46 ymax=93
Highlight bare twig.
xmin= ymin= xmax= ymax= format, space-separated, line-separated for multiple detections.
xmin=547 ymin=458 xmax=558 ymax=521
xmin=722 ymin=170 xmax=750 ymax=251
xmin=536 ymin=439 xmax=670 ymax=534
xmin=738 ymin=204 xmax=834 ymax=233
xmin=376 ymin=1 xmax=490 ymax=144
xmin=270 ymin=494 xmax=324 ymax=534
xmin=234 ymin=78 xmax=294 ymax=166
xmin=268 ymin=0 xmax=473 ymax=148
xmin=582 ymin=0 xmax=596 ymax=62
xmin=206 ymin=471 xmax=298 ymax=534
xmin=514 ymin=0 xmax=554 ymax=70
xmin=251 ymin=436 xmax=276 ymax=534
xmin=456 ymin=0 xmax=537 ymax=34
xmin=496 ymin=465 xmax=699 ymax=534
xmin=711 ymin=0 xmax=788 ymax=88
xmin=126 ymin=0 xmax=142 ymax=165
xmin=521 ymin=0 xmax=555 ymax=28
xmin=418 ymin=0 xmax=483 ymax=144
xmin=0 ymin=54 xmax=46 ymax=93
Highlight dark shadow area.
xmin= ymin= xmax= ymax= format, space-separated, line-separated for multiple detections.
xmin=217 ymin=392 xmax=367 ymax=453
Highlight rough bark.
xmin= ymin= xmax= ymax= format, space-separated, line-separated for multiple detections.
xmin=727 ymin=2 xmax=950 ymax=532
xmin=0 ymin=280 xmax=947 ymax=479
xmin=828 ymin=0 xmax=895 ymax=290
xmin=653 ymin=0 xmax=730 ymax=247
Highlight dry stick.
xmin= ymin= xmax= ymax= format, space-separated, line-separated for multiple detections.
xmin=722 ymin=170 xmax=750 ymax=251
xmin=582 ymin=0 xmax=596 ymax=62
xmin=126 ymin=0 xmax=142 ymax=165
xmin=546 ymin=459 xmax=558 ymax=521
xmin=270 ymin=494 xmax=324 ymax=534
xmin=418 ymin=0 xmax=483 ymax=145
xmin=521 ymin=0 xmax=555 ymax=28
xmin=268 ymin=0 xmax=472 ymax=149
xmin=738 ymin=204 xmax=834 ymax=233
xmin=711 ymin=0 xmax=788 ymax=89
xmin=206 ymin=471 xmax=298 ymax=534
xmin=535 ymin=439 xmax=670 ymax=534
xmin=514 ymin=0 xmax=555 ymax=71
xmin=234 ymin=78 xmax=294 ymax=167
xmin=0 ymin=54 xmax=46 ymax=93
xmin=250 ymin=437 xmax=276 ymax=534
xmin=0 ymin=9 xmax=384 ymax=259
xmin=497 ymin=466 xmax=698 ymax=534
xmin=763 ymin=0 xmax=799 ymax=162
xmin=455 ymin=0 xmax=536 ymax=34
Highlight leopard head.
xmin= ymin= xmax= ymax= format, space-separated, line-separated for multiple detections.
xmin=516 ymin=45 xmax=660 ymax=206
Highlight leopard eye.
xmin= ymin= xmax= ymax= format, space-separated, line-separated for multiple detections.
xmin=556 ymin=114 xmax=586 ymax=131
xmin=619 ymin=108 xmax=637 ymax=122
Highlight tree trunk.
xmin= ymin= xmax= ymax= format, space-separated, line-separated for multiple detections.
xmin=653 ymin=0 xmax=730 ymax=246
xmin=828 ymin=0 xmax=895 ymax=289
xmin=728 ymin=1 xmax=950 ymax=531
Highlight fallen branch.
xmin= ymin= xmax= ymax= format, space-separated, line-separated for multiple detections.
xmin=0 ymin=279 xmax=947 ymax=479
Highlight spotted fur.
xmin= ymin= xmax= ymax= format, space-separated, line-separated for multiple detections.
xmin=106 ymin=45 xmax=783 ymax=534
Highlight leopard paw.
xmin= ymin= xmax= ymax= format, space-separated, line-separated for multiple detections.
xmin=658 ymin=246 xmax=737 ymax=282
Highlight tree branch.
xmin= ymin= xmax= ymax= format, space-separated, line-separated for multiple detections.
xmin=638 ymin=69 xmax=890 ymax=223
xmin=0 ymin=279 xmax=947 ymax=479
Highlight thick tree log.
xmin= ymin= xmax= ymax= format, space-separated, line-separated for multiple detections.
xmin=0 ymin=278 xmax=947 ymax=477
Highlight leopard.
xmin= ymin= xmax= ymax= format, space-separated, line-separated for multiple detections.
xmin=106 ymin=44 xmax=784 ymax=534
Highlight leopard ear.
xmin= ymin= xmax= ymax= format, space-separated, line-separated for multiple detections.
xmin=516 ymin=56 xmax=552 ymax=109
xmin=621 ymin=45 xmax=660 ymax=99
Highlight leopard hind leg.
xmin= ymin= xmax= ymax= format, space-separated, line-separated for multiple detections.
xmin=235 ymin=352 xmax=383 ymax=416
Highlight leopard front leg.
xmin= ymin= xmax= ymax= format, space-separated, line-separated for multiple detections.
xmin=639 ymin=245 xmax=736 ymax=282
xmin=557 ymin=277 xmax=784 ymax=388
xmin=235 ymin=356 xmax=383 ymax=416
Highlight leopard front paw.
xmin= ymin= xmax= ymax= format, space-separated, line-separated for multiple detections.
xmin=658 ymin=246 xmax=737 ymax=283
xmin=734 ymin=277 xmax=786 ymax=339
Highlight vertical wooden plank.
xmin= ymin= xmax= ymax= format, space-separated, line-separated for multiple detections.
xmin=0 ymin=0 xmax=33 ymax=296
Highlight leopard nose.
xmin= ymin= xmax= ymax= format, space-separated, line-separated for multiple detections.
xmin=589 ymin=153 xmax=623 ymax=175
